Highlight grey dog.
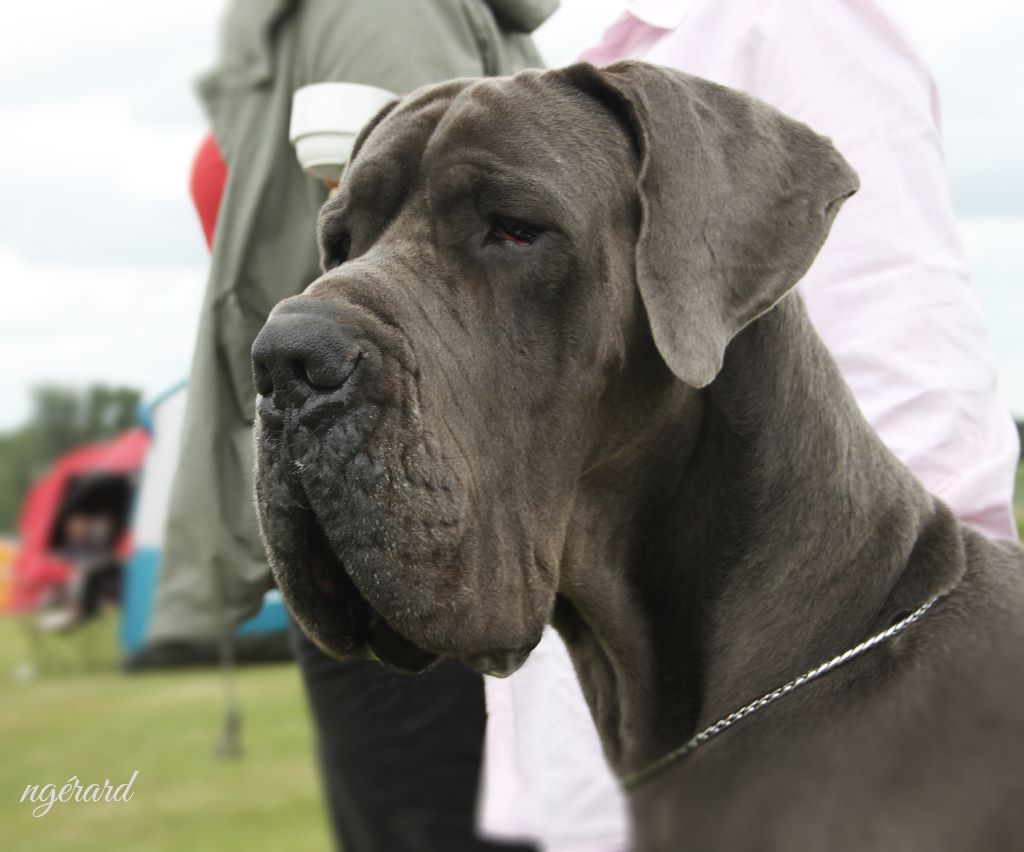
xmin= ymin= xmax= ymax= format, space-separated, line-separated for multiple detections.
xmin=252 ymin=61 xmax=1024 ymax=851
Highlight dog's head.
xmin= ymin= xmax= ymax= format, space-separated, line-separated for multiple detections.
xmin=252 ymin=62 xmax=858 ymax=674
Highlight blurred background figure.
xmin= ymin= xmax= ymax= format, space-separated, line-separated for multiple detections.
xmin=480 ymin=2 xmax=1020 ymax=851
xmin=39 ymin=509 xmax=119 ymax=629
xmin=157 ymin=1 xmax=554 ymax=850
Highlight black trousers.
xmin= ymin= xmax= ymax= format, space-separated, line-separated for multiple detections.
xmin=289 ymin=621 xmax=535 ymax=852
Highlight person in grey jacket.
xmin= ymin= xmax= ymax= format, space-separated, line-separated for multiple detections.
xmin=159 ymin=2 xmax=555 ymax=849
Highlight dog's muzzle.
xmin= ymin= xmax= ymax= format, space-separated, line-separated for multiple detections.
xmin=252 ymin=302 xmax=442 ymax=672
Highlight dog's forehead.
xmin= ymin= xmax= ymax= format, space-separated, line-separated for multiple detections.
xmin=428 ymin=72 xmax=607 ymax=162
xmin=352 ymin=71 xmax=631 ymax=191
xmin=342 ymin=80 xmax=471 ymax=201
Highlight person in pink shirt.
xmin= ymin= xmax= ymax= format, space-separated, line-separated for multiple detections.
xmin=479 ymin=2 xmax=1020 ymax=850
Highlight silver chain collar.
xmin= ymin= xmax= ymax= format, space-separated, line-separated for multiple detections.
xmin=619 ymin=594 xmax=943 ymax=790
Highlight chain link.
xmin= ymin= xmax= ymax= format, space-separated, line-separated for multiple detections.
xmin=619 ymin=594 xmax=942 ymax=790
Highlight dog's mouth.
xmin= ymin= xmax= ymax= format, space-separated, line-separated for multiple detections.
xmin=295 ymin=520 xmax=440 ymax=673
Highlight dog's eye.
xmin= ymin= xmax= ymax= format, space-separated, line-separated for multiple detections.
xmin=488 ymin=219 xmax=541 ymax=247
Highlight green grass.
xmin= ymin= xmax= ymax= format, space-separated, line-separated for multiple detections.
xmin=0 ymin=616 xmax=331 ymax=852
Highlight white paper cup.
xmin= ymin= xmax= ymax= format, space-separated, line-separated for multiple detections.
xmin=289 ymin=82 xmax=397 ymax=183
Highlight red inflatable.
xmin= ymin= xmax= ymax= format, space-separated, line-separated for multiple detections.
xmin=11 ymin=428 xmax=150 ymax=612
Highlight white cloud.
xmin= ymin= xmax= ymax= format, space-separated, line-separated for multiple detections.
xmin=0 ymin=1 xmax=222 ymax=429
xmin=0 ymin=0 xmax=223 ymax=108
xmin=2 ymin=96 xmax=204 ymax=203
xmin=0 ymin=91 xmax=210 ymax=269
xmin=0 ymin=248 xmax=206 ymax=429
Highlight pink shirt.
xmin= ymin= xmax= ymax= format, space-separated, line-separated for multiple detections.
xmin=481 ymin=2 xmax=1020 ymax=850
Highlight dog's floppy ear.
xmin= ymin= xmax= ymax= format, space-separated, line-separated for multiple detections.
xmin=565 ymin=61 xmax=859 ymax=387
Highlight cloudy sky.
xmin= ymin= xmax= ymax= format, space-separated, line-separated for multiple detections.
xmin=0 ymin=0 xmax=1021 ymax=430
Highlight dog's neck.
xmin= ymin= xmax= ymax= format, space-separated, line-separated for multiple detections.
xmin=555 ymin=294 xmax=967 ymax=782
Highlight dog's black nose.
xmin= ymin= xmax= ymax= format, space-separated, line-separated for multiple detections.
xmin=252 ymin=311 xmax=362 ymax=410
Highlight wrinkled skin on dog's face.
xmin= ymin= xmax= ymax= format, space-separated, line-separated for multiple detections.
xmin=254 ymin=70 xmax=641 ymax=675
